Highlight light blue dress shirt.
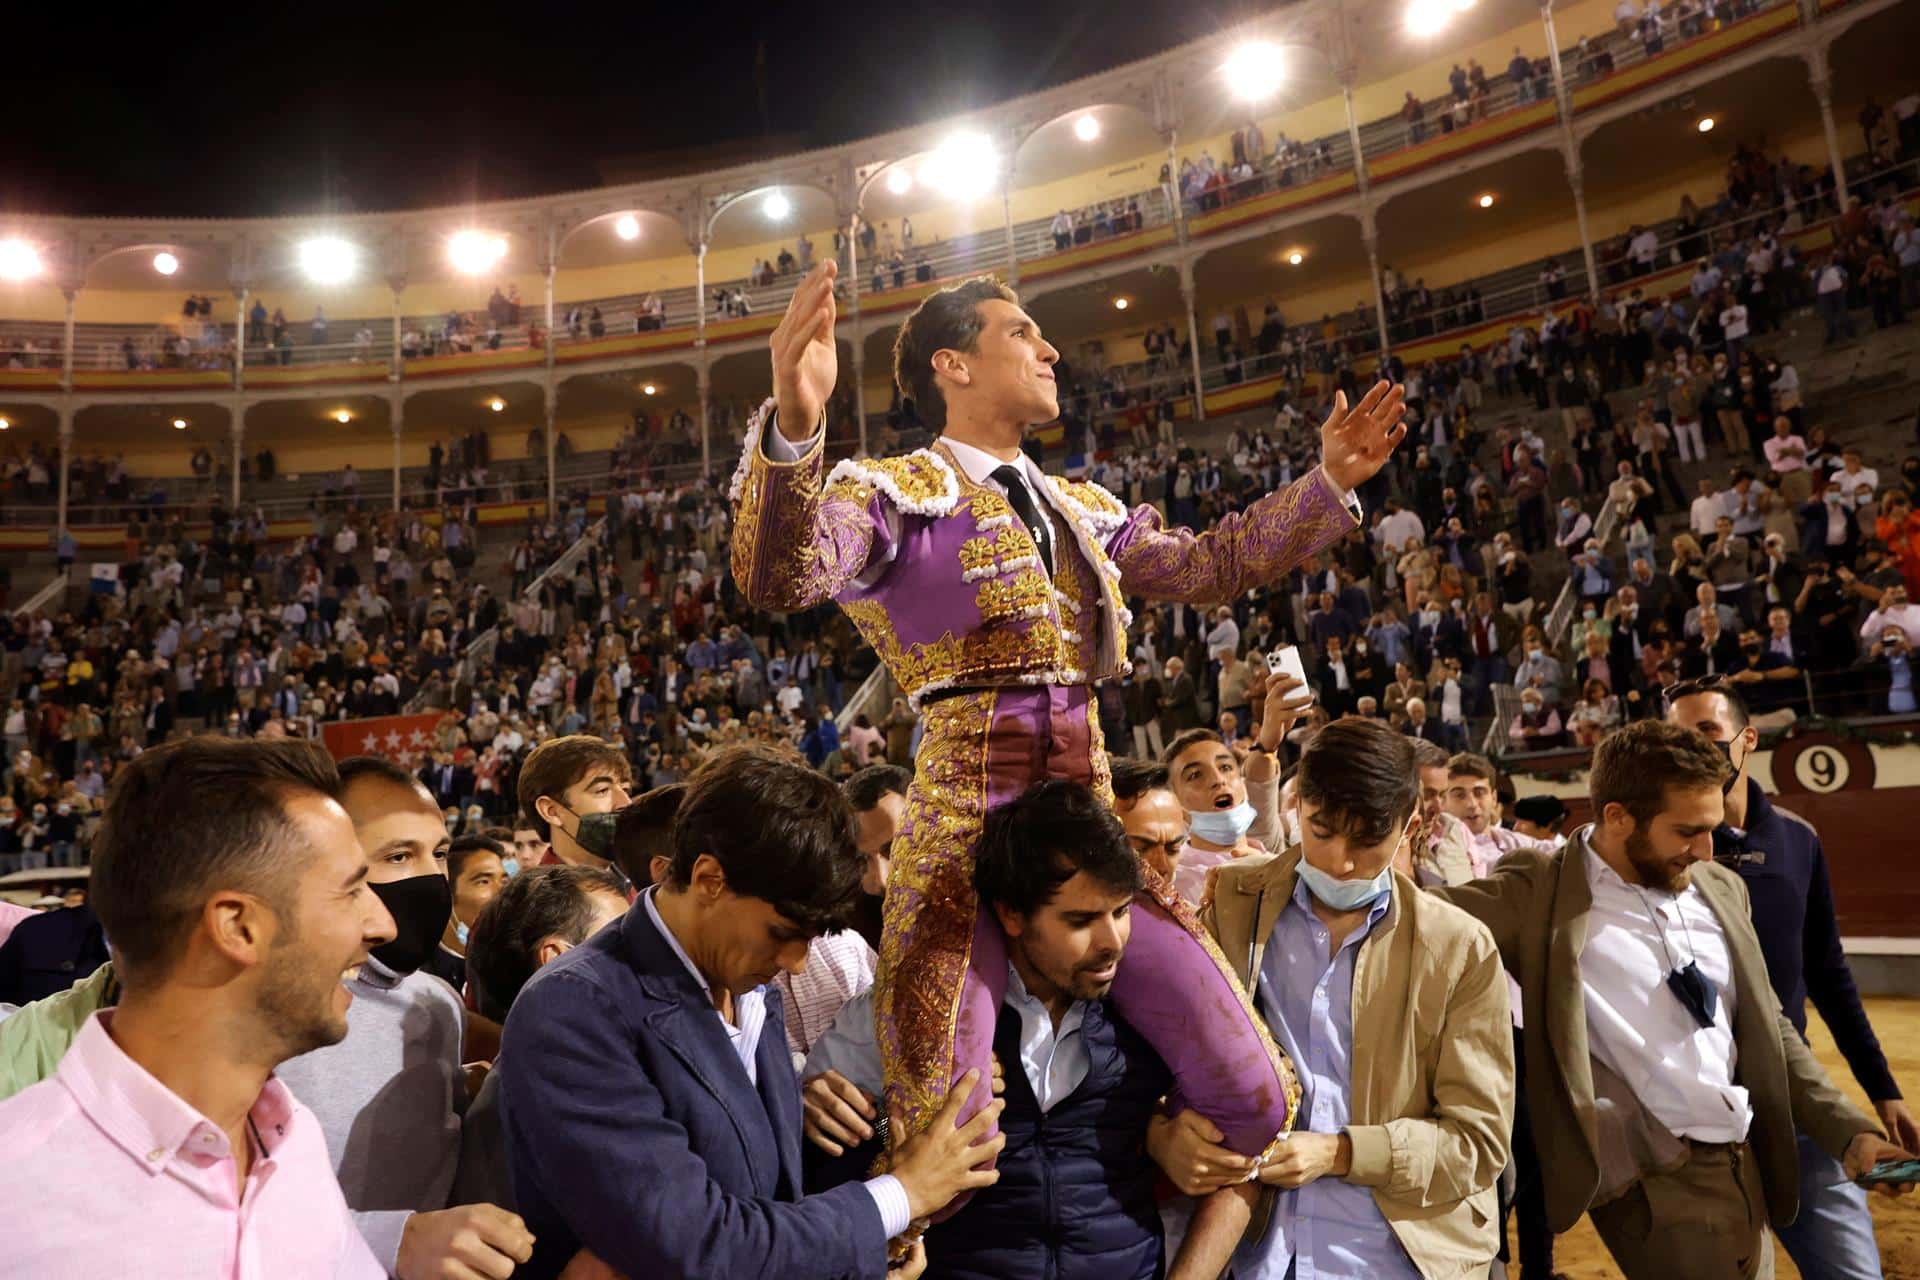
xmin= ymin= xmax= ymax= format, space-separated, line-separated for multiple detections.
xmin=803 ymin=963 xmax=1091 ymax=1113
xmin=642 ymin=888 xmax=911 ymax=1237
xmin=1235 ymin=877 xmax=1420 ymax=1280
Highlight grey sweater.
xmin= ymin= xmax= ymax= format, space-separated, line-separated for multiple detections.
xmin=277 ymin=957 xmax=466 ymax=1273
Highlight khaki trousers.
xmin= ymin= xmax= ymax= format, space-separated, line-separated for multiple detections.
xmin=1589 ymin=1141 xmax=1772 ymax=1280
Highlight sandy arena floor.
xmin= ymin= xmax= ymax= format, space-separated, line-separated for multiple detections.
xmin=1517 ymin=996 xmax=1920 ymax=1279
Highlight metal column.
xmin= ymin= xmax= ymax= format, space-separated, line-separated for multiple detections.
xmin=544 ymin=383 xmax=558 ymax=520
xmin=55 ymin=411 xmax=73 ymax=536
xmin=1000 ymin=181 xmax=1020 ymax=284
xmin=230 ymin=405 xmax=244 ymax=509
xmin=60 ymin=289 xmax=77 ymax=393
xmin=1542 ymin=2 xmax=1602 ymax=303
xmin=697 ymin=355 xmax=712 ymax=476
xmin=391 ymin=391 xmax=404 ymax=513
xmin=1807 ymin=50 xmax=1849 ymax=209
xmin=1360 ymin=211 xmax=1392 ymax=364
xmin=390 ymin=289 xmax=404 ymax=382
xmin=695 ymin=238 xmax=710 ymax=468
xmin=1342 ymin=79 xmax=1391 ymax=363
xmin=846 ymin=210 xmax=866 ymax=455
xmin=1178 ymin=259 xmax=1207 ymax=422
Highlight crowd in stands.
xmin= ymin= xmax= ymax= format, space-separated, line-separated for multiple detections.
xmin=0 ymin=246 xmax=1917 ymax=1280
xmin=8 ymin=138 xmax=1920 ymax=869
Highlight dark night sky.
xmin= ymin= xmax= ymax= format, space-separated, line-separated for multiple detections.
xmin=9 ymin=1 xmax=1255 ymax=220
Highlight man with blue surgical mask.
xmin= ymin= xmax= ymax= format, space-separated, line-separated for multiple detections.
xmin=1153 ymin=719 xmax=1515 ymax=1280
xmin=1160 ymin=672 xmax=1313 ymax=907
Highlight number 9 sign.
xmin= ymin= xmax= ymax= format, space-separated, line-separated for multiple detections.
xmin=1774 ymin=735 xmax=1873 ymax=795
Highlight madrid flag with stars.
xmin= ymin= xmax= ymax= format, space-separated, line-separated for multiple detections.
xmin=321 ymin=713 xmax=445 ymax=770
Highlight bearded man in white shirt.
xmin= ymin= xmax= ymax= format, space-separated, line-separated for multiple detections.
xmin=1433 ymin=722 xmax=1912 ymax=1280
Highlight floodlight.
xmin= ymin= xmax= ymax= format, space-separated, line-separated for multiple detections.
xmin=299 ymin=236 xmax=356 ymax=285
xmin=1697 ymin=117 xmax=1716 ymax=133
xmin=1074 ymin=115 xmax=1101 ymax=143
xmin=642 ymin=382 xmax=658 ymax=396
xmin=1113 ymin=297 xmax=1129 ymax=310
xmin=1477 ymin=193 xmax=1496 ymax=208
xmin=1287 ymin=250 xmax=1305 ymax=265
xmin=615 ymin=214 xmax=641 ymax=241
xmin=153 ymin=252 xmax=180 ymax=276
xmin=1223 ymin=42 xmax=1286 ymax=102
xmin=885 ymin=167 xmax=913 ymax=196
xmin=0 ymin=238 xmax=44 ymax=282
xmin=1407 ymin=0 xmax=1451 ymax=36
xmin=450 ymin=230 xmax=508 ymax=274
xmin=919 ymin=132 xmax=1001 ymax=201
xmin=334 ymin=409 xmax=352 ymax=424
xmin=171 ymin=418 xmax=188 ymax=430
xmin=763 ymin=191 xmax=791 ymax=221
xmin=488 ymin=397 xmax=506 ymax=412
xmin=0 ymin=417 xmax=10 ymax=430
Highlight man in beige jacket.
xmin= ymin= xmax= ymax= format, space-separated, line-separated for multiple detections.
xmin=1432 ymin=720 xmax=1908 ymax=1279
xmin=1151 ymin=718 xmax=1514 ymax=1279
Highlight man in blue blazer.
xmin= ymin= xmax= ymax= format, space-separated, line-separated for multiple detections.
xmin=498 ymin=744 xmax=1003 ymax=1280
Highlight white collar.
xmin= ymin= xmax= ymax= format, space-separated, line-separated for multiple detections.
xmin=939 ymin=435 xmax=1037 ymax=491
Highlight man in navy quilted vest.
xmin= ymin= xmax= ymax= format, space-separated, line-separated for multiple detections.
xmin=801 ymin=778 xmax=1252 ymax=1279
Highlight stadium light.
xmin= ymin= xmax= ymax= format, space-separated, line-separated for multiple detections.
xmin=299 ymin=236 xmax=357 ymax=285
xmin=1073 ymin=114 xmax=1101 ymax=143
xmin=449 ymin=230 xmax=509 ymax=275
xmin=920 ymin=132 xmax=1000 ymax=201
xmin=763 ymin=191 xmax=792 ymax=221
xmin=1477 ymin=192 xmax=1496 ymax=208
xmin=614 ymin=214 xmax=641 ymax=241
xmin=153 ymin=252 xmax=180 ymax=276
xmin=1223 ymin=42 xmax=1286 ymax=102
xmin=171 ymin=418 xmax=188 ymax=430
xmin=488 ymin=397 xmax=506 ymax=413
xmin=1697 ymin=117 xmax=1716 ymax=133
xmin=885 ymin=167 xmax=914 ymax=196
xmin=1407 ymin=0 xmax=1452 ymax=36
xmin=0 ymin=238 xmax=44 ymax=282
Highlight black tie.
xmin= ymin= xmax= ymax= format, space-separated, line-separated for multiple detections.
xmin=990 ymin=465 xmax=1054 ymax=575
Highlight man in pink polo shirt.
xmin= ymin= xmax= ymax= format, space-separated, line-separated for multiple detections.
xmin=0 ymin=737 xmax=441 ymax=1279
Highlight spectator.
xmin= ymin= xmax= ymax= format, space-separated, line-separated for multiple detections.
xmin=496 ymin=746 xmax=1002 ymax=1279
xmin=0 ymin=738 xmax=394 ymax=1276
xmin=277 ymin=757 xmax=532 ymax=1280
xmin=1433 ymin=722 xmax=1904 ymax=1280
xmin=453 ymin=863 xmax=630 ymax=1210
xmin=1191 ymin=719 xmax=1514 ymax=1278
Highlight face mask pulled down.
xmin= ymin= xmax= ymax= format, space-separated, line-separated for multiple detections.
xmin=1187 ymin=799 xmax=1257 ymax=847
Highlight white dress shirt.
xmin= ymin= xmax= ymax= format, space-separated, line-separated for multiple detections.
xmin=1579 ymin=836 xmax=1750 ymax=1144
xmin=643 ymin=889 xmax=912 ymax=1237
xmin=804 ymin=964 xmax=1091 ymax=1113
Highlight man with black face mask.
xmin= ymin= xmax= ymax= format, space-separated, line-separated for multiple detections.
xmin=517 ymin=734 xmax=633 ymax=878
xmin=1666 ymin=679 xmax=1916 ymax=1279
xmin=278 ymin=756 xmax=537 ymax=1280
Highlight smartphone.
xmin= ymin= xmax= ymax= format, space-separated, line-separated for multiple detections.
xmin=1266 ymin=645 xmax=1310 ymax=694
xmin=1857 ymin=1158 xmax=1920 ymax=1186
